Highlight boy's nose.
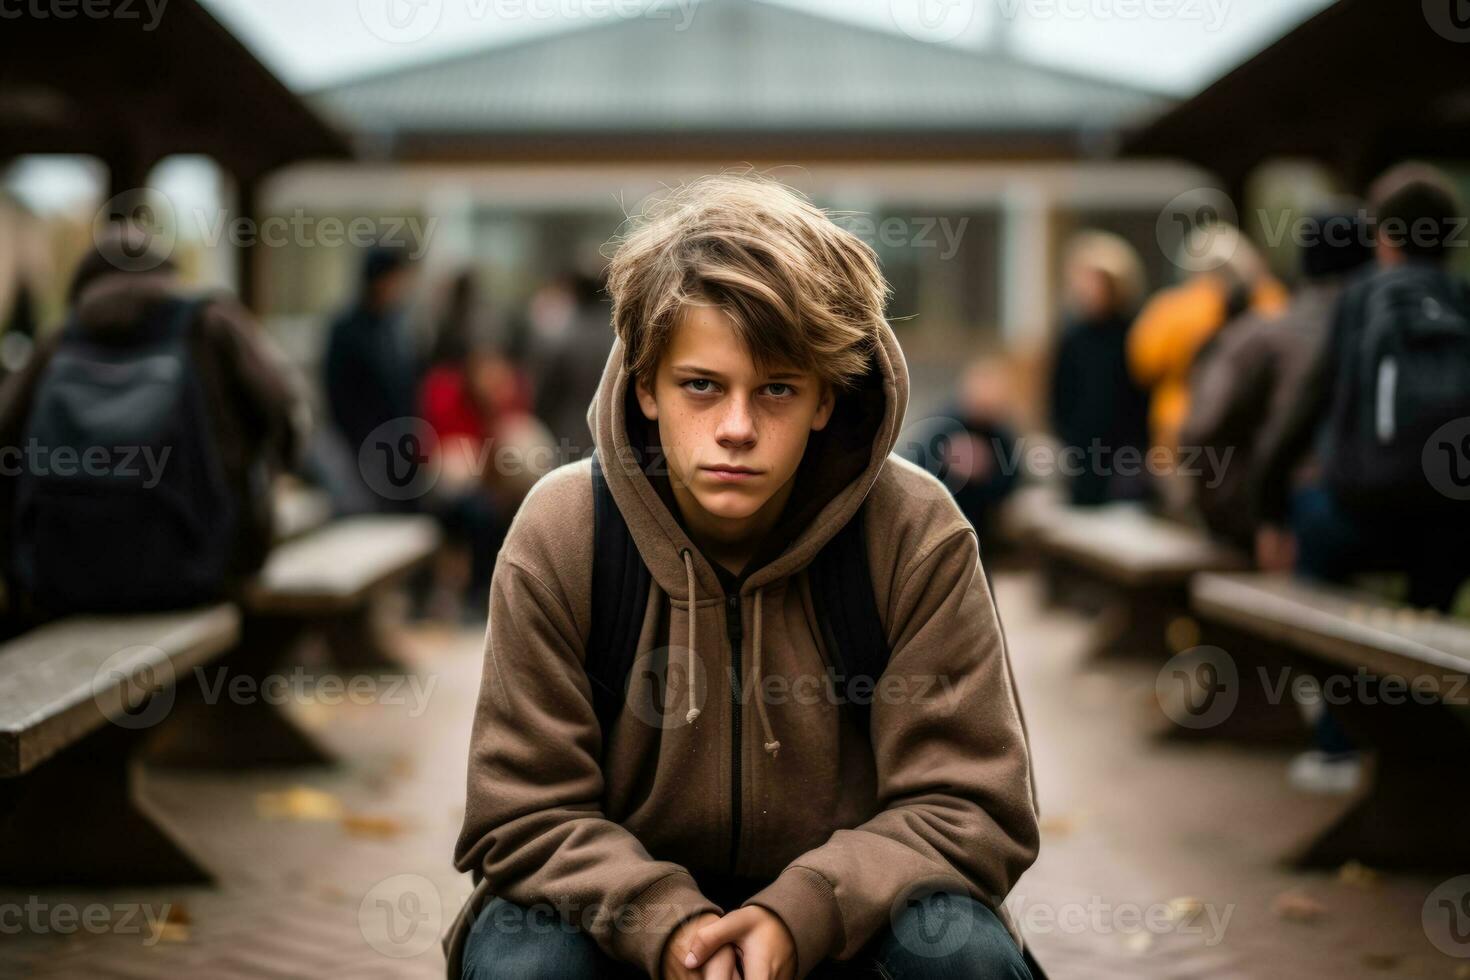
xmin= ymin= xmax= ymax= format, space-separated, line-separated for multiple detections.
xmin=715 ymin=397 xmax=757 ymax=445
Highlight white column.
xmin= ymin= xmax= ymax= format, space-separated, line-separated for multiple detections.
xmin=1000 ymin=183 xmax=1055 ymax=345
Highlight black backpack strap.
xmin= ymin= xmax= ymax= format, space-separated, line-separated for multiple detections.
xmin=587 ymin=451 xmax=652 ymax=740
xmin=808 ymin=504 xmax=889 ymax=735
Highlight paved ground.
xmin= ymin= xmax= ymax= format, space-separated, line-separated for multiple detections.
xmin=0 ymin=572 xmax=1460 ymax=978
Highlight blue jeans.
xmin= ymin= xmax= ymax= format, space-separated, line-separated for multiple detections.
xmin=462 ymin=890 xmax=1032 ymax=980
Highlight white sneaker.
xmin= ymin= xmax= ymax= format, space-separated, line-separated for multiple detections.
xmin=1288 ymin=751 xmax=1363 ymax=795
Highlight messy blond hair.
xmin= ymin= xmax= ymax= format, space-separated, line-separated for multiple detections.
xmin=605 ymin=172 xmax=888 ymax=392
xmin=1064 ymin=230 xmax=1146 ymax=312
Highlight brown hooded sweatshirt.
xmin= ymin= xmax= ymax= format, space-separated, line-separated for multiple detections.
xmin=447 ymin=316 xmax=1040 ymax=978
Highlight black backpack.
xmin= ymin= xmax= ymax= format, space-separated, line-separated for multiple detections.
xmin=12 ymin=296 xmax=238 ymax=612
xmin=1325 ymin=265 xmax=1470 ymax=511
xmin=586 ymin=450 xmax=888 ymax=739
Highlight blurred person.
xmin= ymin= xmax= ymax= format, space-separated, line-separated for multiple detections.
xmin=1254 ymin=164 xmax=1470 ymax=795
xmin=447 ymin=175 xmax=1038 ymax=980
xmin=1048 ymin=231 xmax=1151 ymax=507
xmin=1180 ymin=209 xmax=1374 ymax=550
xmin=529 ymin=270 xmax=615 ymax=455
xmin=903 ymin=356 xmax=1022 ymax=543
xmin=418 ymin=270 xmax=533 ymax=617
xmin=0 ymin=225 xmax=303 ymax=619
xmin=1128 ymin=223 xmax=1286 ymax=513
xmin=1255 ymin=164 xmax=1470 ymax=611
xmin=322 ymin=244 xmax=420 ymax=512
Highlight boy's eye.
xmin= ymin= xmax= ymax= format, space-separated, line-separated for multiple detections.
xmin=682 ymin=378 xmax=717 ymax=394
xmin=765 ymin=383 xmax=795 ymax=398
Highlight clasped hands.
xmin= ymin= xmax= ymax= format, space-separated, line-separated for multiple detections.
xmin=661 ymin=905 xmax=797 ymax=980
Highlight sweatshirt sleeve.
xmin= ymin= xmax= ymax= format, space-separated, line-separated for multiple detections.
xmin=1252 ymin=284 xmax=1353 ymax=526
xmin=1179 ymin=317 xmax=1275 ymax=453
xmin=740 ymin=527 xmax=1039 ymax=978
xmin=454 ymin=551 xmax=721 ymax=977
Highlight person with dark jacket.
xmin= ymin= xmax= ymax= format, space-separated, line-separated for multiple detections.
xmin=1049 ymin=231 xmax=1151 ymax=506
xmin=1180 ymin=210 xmax=1373 ymax=549
xmin=322 ymin=245 xmax=420 ymax=511
xmin=0 ymin=227 xmax=304 ymax=620
xmin=1254 ymin=164 xmax=1470 ymax=612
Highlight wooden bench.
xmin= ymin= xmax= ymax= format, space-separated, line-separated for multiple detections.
xmin=1191 ymin=572 xmax=1470 ymax=870
xmin=244 ymin=514 xmax=440 ymax=617
xmin=0 ymin=605 xmax=239 ymax=884
xmin=272 ymin=483 xmax=333 ymax=543
xmin=148 ymin=515 xmax=441 ymax=769
xmin=1030 ymin=503 xmax=1247 ymax=659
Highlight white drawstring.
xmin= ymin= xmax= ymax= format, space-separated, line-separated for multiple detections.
xmin=680 ymin=548 xmax=701 ymax=724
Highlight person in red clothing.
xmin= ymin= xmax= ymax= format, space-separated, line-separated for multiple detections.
xmin=419 ymin=271 xmax=538 ymax=616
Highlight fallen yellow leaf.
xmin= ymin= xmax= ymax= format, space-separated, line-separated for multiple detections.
xmin=1272 ymin=890 xmax=1326 ymax=923
xmin=256 ymin=786 xmax=343 ymax=821
xmin=1165 ymin=897 xmax=1204 ymax=923
xmin=1337 ymin=861 xmax=1379 ymax=888
xmin=342 ymin=813 xmax=406 ymax=839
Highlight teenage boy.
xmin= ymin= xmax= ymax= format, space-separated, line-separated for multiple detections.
xmin=448 ymin=175 xmax=1039 ymax=979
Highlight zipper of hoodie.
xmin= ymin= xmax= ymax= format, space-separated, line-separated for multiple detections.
xmin=724 ymin=590 xmax=743 ymax=874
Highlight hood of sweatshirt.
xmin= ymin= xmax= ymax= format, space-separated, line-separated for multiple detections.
xmin=586 ymin=320 xmax=909 ymax=756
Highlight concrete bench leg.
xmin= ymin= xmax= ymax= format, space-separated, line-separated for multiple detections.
xmin=1081 ymin=585 xmax=1183 ymax=661
xmin=145 ymin=618 xmax=335 ymax=770
xmin=1288 ymin=680 xmax=1470 ymax=871
xmin=1038 ymin=556 xmax=1108 ymax=613
xmin=1154 ymin=626 xmax=1311 ymax=747
xmin=320 ymin=604 xmax=409 ymax=674
xmin=0 ymin=724 xmax=212 ymax=885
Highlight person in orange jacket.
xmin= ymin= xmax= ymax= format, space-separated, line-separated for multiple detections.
xmin=1128 ymin=224 xmax=1287 ymax=455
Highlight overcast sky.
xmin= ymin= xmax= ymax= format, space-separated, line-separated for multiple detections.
xmin=200 ymin=0 xmax=1331 ymax=96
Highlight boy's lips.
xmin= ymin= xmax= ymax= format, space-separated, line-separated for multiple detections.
xmin=701 ymin=464 xmax=762 ymax=483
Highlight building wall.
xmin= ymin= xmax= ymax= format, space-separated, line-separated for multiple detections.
xmin=248 ymin=158 xmax=1207 ymax=423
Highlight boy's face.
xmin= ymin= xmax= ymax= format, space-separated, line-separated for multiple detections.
xmin=634 ymin=305 xmax=835 ymax=525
